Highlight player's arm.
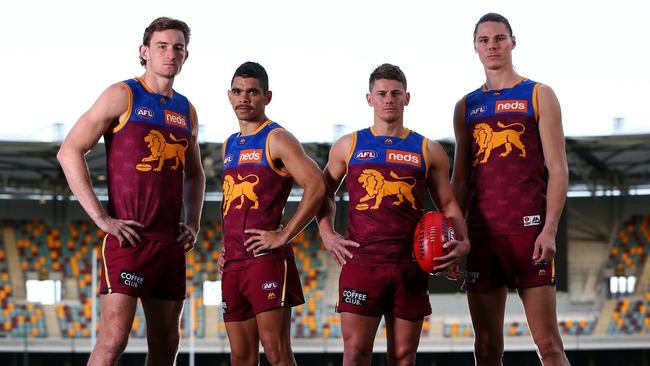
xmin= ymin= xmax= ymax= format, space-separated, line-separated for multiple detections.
xmin=217 ymin=139 xmax=227 ymax=273
xmin=450 ymin=97 xmax=471 ymax=214
xmin=533 ymin=84 xmax=568 ymax=264
xmin=317 ymin=133 xmax=360 ymax=265
xmin=244 ymin=129 xmax=326 ymax=254
xmin=57 ymin=83 xmax=144 ymax=246
xmin=178 ymin=103 xmax=206 ymax=251
xmin=426 ymin=139 xmax=470 ymax=274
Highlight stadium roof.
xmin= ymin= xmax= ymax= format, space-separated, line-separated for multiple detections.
xmin=0 ymin=134 xmax=649 ymax=198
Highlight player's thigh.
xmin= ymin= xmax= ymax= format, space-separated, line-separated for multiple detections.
xmin=385 ymin=315 xmax=423 ymax=357
xmin=98 ymin=293 xmax=138 ymax=340
xmin=141 ymin=297 xmax=184 ymax=335
xmin=341 ymin=312 xmax=382 ymax=350
xmin=225 ymin=317 xmax=260 ymax=355
xmin=467 ymin=287 xmax=508 ymax=337
xmin=256 ymin=307 xmax=292 ymax=349
xmin=518 ymin=285 xmax=562 ymax=341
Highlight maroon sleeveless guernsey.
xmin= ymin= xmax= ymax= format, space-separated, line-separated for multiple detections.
xmin=345 ymin=127 xmax=428 ymax=265
xmin=463 ymin=78 xmax=546 ymax=236
xmin=221 ymin=121 xmax=295 ymax=272
xmin=104 ymin=78 xmax=193 ymax=242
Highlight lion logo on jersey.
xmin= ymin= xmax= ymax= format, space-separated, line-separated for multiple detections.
xmin=222 ymin=174 xmax=260 ymax=216
xmin=472 ymin=122 xmax=526 ymax=166
xmin=137 ymin=130 xmax=189 ymax=172
xmin=355 ymin=169 xmax=417 ymax=210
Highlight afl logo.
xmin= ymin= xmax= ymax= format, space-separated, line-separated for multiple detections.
xmin=355 ymin=150 xmax=378 ymax=160
xmin=469 ymin=105 xmax=487 ymax=117
xmin=136 ymin=107 xmax=154 ymax=119
xmin=261 ymin=281 xmax=278 ymax=291
xmin=223 ymin=154 xmax=233 ymax=166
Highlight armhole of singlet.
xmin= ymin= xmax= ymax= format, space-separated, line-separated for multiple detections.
xmin=266 ymin=128 xmax=290 ymax=177
xmin=422 ymin=137 xmax=430 ymax=179
xmin=110 ymin=82 xmax=132 ymax=134
xmin=189 ymin=101 xmax=197 ymax=131
xmin=460 ymin=95 xmax=467 ymax=122
xmin=532 ymin=82 xmax=541 ymax=122
xmin=221 ymin=136 xmax=229 ymax=162
xmin=345 ymin=131 xmax=358 ymax=174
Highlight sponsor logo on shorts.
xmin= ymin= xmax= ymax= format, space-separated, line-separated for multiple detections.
xmin=221 ymin=301 xmax=228 ymax=314
xmin=355 ymin=150 xmax=378 ymax=160
xmin=495 ymin=100 xmax=528 ymax=113
xmin=386 ymin=149 xmax=421 ymax=167
xmin=238 ymin=149 xmax=263 ymax=164
xmin=164 ymin=110 xmax=187 ymax=128
xmin=465 ymin=271 xmax=479 ymax=284
xmin=119 ymin=270 xmax=144 ymax=289
xmin=342 ymin=287 xmax=368 ymax=306
xmin=268 ymin=292 xmax=277 ymax=300
xmin=136 ymin=107 xmax=154 ymax=119
xmin=469 ymin=105 xmax=487 ymax=117
xmin=261 ymin=281 xmax=278 ymax=291
xmin=523 ymin=215 xmax=541 ymax=227
xmin=223 ymin=154 xmax=233 ymax=166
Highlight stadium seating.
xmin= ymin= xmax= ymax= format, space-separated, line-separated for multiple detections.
xmin=0 ymin=237 xmax=47 ymax=337
xmin=608 ymin=215 xmax=650 ymax=274
xmin=607 ymin=292 xmax=650 ymax=335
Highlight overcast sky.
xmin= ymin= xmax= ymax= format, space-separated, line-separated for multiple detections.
xmin=2 ymin=0 xmax=648 ymax=143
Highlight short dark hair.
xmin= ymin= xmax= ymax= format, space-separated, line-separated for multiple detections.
xmin=473 ymin=13 xmax=513 ymax=41
xmin=231 ymin=62 xmax=269 ymax=92
xmin=140 ymin=17 xmax=191 ymax=66
xmin=369 ymin=63 xmax=407 ymax=92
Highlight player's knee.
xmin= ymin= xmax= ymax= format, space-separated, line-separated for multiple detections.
xmin=534 ymin=337 xmax=565 ymax=361
xmin=261 ymin=343 xmax=292 ymax=365
xmin=230 ymin=352 xmax=258 ymax=366
xmin=388 ymin=348 xmax=417 ymax=366
xmin=344 ymin=345 xmax=373 ymax=365
xmin=149 ymin=331 xmax=180 ymax=355
xmin=473 ymin=336 xmax=503 ymax=364
xmin=97 ymin=333 xmax=129 ymax=359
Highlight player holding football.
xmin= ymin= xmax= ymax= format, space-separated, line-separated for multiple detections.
xmin=451 ymin=13 xmax=569 ymax=366
xmin=318 ymin=63 xmax=470 ymax=366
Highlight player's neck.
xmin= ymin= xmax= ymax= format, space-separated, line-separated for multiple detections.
xmin=238 ymin=117 xmax=270 ymax=136
xmin=372 ymin=120 xmax=407 ymax=137
xmin=483 ymin=67 xmax=520 ymax=90
xmin=140 ymin=72 xmax=175 ymax=96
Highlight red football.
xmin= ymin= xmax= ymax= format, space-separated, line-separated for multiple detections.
xmin=413 ymin=211 xmax=455 ymax=274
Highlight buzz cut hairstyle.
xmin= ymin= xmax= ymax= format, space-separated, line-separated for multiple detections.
xmin=140 ymin=17 xmax=191 ymax=66
xmin=231 ymin=62 xmax=269 ymax=93
xmin=473 ymin=12 xmax=513 ymax=41
xmin=369 ymin=63 xmax=407 ymax=92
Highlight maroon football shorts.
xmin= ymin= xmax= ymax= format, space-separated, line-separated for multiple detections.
xmin=221 ymin=258 xmax=304 ymax=322
xmin=99 ymin=235 xmax=186 ymax=301
xmin=463 ymin=232 xmax=556 ymax=292
xmin=336 ymin=262 xmax=431 ymax=319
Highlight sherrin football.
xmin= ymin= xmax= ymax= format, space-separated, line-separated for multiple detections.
xmin=413 ymin=211 xmax=455 ymax=274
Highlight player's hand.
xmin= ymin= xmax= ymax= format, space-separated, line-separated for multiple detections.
xmin=243 ymin=227 xmax=289 ymax=255
xmin=435 ymin=264 xmax=465 ymax=280
xmin=532 ymin=229 xmax=556 ymax=265
xmin=96 ymin=216 xmax=144 ymax=247
xmin=320 ymin=230 xmax=360 ymax=266
xmin=217 ymin=245 xmax=225 ymax=274
xmin=177 ymin=223 xmax=198 ymax=252
xmin=432 ymin=237 xmax=470 ymax=273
